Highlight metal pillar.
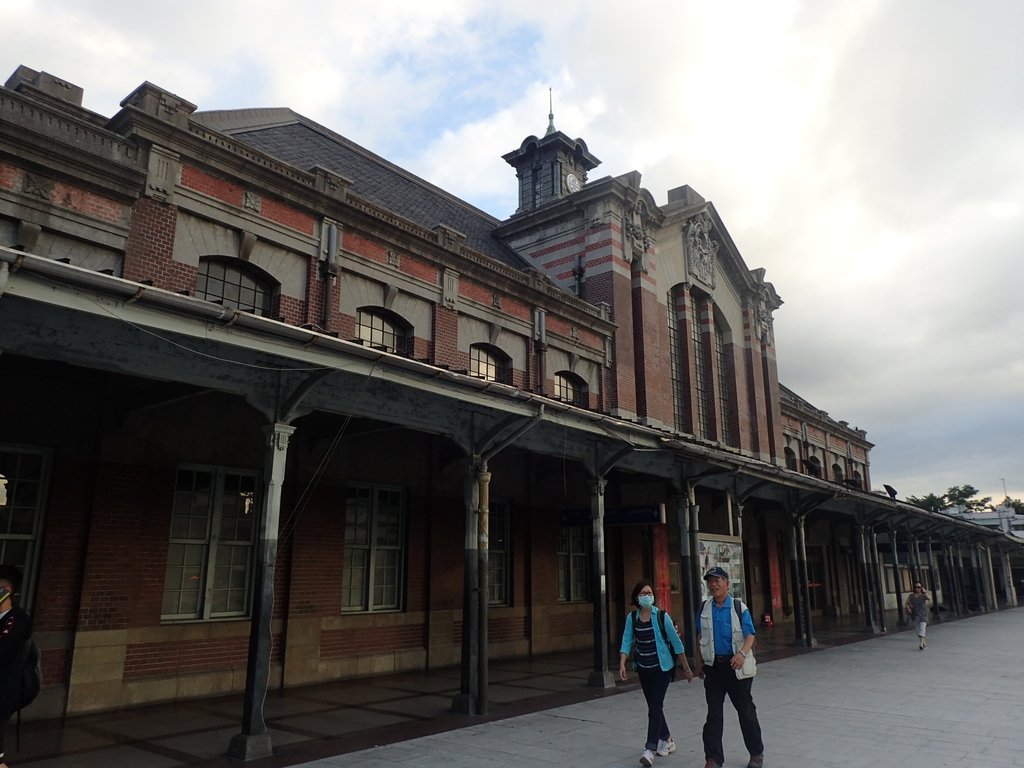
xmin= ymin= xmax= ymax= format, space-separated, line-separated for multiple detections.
xmin=908 ymin=533 xmax=921 ymax=586
xmin=451 ymin=461 xmax=480 ymax=715
xmin=869 ymin=527 xmax=886 ymax=633
xmin=788 ymin=516 xmax=805 ymax=645
xmin=925 ymin=538 xmax=940 ymax=620
xmin=228 ymin=422 xmax=295 ymax=761
xmin=857 ymin=525 xmax=879 ymax=633
xmin=982 ymin=545 xmax=998 ymax=611
xmin=674 ymin=494 xmax=697 ymax=661
xmin=796 ymin=514 xmax=815 ymax=647
xmin=890 ymin=526 xmax=907 ymax=626
xmin=476 ymin=463 xmax=491 ymax=714
xmin=689 ymin=500 xmax=703 ymax=634
xmin=1003 ymin=550 xmax=1019 ymax=606
xmin=588 ymin=478 xmax=614 ymax=688
xmin=970 ymin=545 xmax=985 ymax=612
xmin=947 ymin=542 xmax=963 ymax=616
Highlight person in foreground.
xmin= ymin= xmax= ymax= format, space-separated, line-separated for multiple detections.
xmin=619 ymin=579 xmax=693 ymax=766
xmin=694 ymin=567 xmax=764 ymax=768
xmin=904 ymin=581 xmax=931 ymax=649
xmin=0 ymin=565 xmax=32 ymax=768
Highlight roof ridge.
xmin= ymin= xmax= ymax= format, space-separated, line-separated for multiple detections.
xmin=196 ymin=107 xmax=503 ymax=228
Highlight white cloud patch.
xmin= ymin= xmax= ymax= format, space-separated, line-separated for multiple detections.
xmin=3 ymin=0 xmax=1021 ymax=502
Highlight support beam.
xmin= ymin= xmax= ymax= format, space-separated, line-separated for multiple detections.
xmin=476 ymin=463 xmax=491 ymax=714
xmin=228 ymin=422 xmax=295 ymax=762
xmin=451 ymin=461 xmax=480 ymax=715
xmin=857 ymin=525 xmax=879 ymax=633
xmin=890 ymin=525 xmax=907 ymax=627
xmin=869 ymin=527 xmax=886 ymax=633
xmin=795 ymin=514 xmax=815 ymax=647
xmin=588 ymin=477 xmax=614 ymax=688
xmin=674 ymin=493 xmax=697 ymax=661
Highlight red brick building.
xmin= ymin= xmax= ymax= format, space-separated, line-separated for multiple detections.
xmin=1 ymin=65 xmax=1019 ymax=757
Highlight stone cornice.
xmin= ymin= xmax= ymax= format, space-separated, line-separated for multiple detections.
xmin=0 ymin=89 xmax=144 ymax=200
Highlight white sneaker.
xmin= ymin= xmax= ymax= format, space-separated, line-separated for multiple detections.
xmin=657 ymin=738 xmax=677 ymax=756
xmin=640 ymin=749 xmax=656 ymax=766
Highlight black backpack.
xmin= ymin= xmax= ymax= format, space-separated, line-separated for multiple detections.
xmin=18 ymin=637 xmax=41 ymax=711
xmin=701 ymin=597 xmax=745 ymax=622
xmin=700 ymin=597 xmax=751 ymax=653
xmin=632 ymin=608 xmax=679 ymax=680
xmin=15 ymin=637 xmax=41 ymax=751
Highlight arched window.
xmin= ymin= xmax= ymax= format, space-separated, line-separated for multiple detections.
xmin=784 ymin=447 xmax=798 ymax=471
xmin=851 ymin=471 xmax=863 ymax=490
xmin=804 ymin=456 xmax=822 ymax=478
xmin=554 ymin=371 xmax=588 ymax=407
xmin=356 ymin=308 xmax=411 ymax=355
xmin=197 ymin=257 xmax=277 ymax=316
xmin=832 ymin=463 xmax=844 ymax=483
xmin=469 ymin=344 xmax=510 ymax=383
xmin=691 ymin=292 xmax=711 ymax=438
xmin=714 ymin=321 xmax=735 ymax=445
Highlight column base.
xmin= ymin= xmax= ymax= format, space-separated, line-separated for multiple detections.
xmin=588 ymin=670 xmax=616 ymax=688
xmin=227 ymin=731 xmax=273 ymax=762
xmin=450 ymin=692 xmax=474 ymax=715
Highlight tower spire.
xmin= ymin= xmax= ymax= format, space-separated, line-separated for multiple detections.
xmin=545 ymin=87 xmax=556 ymax=136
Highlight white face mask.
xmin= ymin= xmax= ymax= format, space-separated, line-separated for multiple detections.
xmin=638 ymin=594 xmax=655 ymax=608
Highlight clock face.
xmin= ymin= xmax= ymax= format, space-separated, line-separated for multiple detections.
xmin=565 ymin=173 xmax=581 ymax=193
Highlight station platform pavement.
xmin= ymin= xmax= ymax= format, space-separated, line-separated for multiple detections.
xmin=8 ymin=606 xmax=1021 ymax=768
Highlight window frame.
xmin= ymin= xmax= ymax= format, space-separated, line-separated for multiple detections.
xmin=342 ymin=483 xmax=406 ymax=613
xmin=0 ymin=445 xmax=50 ymax=611
xmin=553 ymin=371 xmax=587 ymax=407
xmin=690 ymin=294 xmax=712 ymax=439
xmin=469 ymin=343 xmax=511 ymax=384
xmin=162 ymin=464 xmax=260 ymax=622
xmin=356 ymin=308 xmax=411 ymax=356
xmin=557 ymin=525 xmax=592 ymax=602
xmin=487 ymin=501 xmax=511 ymax=606
xmin=196 ymin=256 xmax=278 ymax=317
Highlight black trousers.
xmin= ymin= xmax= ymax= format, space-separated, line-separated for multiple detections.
xmin=636 ymin=666 xmax=672 ymax=751
xmin=702 ymin=660 xmax=763 ymax=764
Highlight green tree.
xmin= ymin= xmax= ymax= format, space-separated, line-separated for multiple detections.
xmin=905 ymin=493 xmax=946 ymax=512
xmin=944 ymin=484 xmax=992 ymax=512
xmin=1005 ymin=497 xmax=1024 ymax=514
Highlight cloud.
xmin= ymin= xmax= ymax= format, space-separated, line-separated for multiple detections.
xmin=3 ymin=0 xmax=1021 ymax=502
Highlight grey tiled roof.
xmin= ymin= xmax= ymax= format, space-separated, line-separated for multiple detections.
xmin=193 ymin=108 xmax=530 ymax=271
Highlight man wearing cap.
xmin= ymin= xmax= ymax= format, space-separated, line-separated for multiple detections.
xmin=694 ymin=566 xmax=764 ymax=768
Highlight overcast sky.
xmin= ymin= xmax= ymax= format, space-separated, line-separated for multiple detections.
xmin=4 ymin=0 xmax=1022 ymax=504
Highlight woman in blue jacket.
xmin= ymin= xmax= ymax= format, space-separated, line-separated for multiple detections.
xmin=619 ymin=579 xmax=694 ymax=766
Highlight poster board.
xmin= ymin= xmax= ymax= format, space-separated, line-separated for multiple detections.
xmin=698 ymin=535 xmax=746 ymax=602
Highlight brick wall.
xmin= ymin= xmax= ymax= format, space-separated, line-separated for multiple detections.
xmin=432 ymin=305 xmax=459 ymax=368
xmin=260 ymin=196 xmax=315 ymax=236
xmin=123 ymin=197 xmax=195 ymax=292
xmin=77 ymin=463 xmax=174 ymax=631
xmin=320 ymin=623 xmax=425 ymax=658
xmin=586 ymin=270 xmax=636 ymax=415
xmin=180 ymin=166 xmax=243 ymax=207
xmin=123 ymin=634 xmax=280 ymax=679
xmin=453 ymin=615 xmax=526 ymax=644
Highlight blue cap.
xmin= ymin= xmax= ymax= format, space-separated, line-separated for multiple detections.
xmin=703 ymin=566 xmax=729 ymax=581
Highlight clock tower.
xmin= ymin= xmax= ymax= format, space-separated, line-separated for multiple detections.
xmin=502 ymin=106 xmax=600 ymax=214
